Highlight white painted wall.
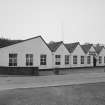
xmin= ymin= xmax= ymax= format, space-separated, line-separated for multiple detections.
xmin=70 ymin=44 xmax=86 ymax=67
xmin=1 ymin=36 xmax=105 ymax=70
xmin=52 ymin=43 xmax=70 ymax=68
xmin=0 ymin=37 xmax=52 ymax=69
xmin=96 ymin=48 xmax=105 ymax=66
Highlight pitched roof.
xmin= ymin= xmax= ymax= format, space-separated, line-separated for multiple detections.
xmin=0 ymin=36 xmax=41 ymax=48
xmin=94 ymin=45 xmax=104 ymax=54
xmin=0 ymin=36 xmax=51 ymax=51
xmin=81 ymin=44 xmax=93 ymax=54
xmin=64 ymin=42 xmax=79 ymax=53
xmin=48 ymin=41 xmax=63 ymax=52
xmin=0 ymin=39 xmax=22 ymax=48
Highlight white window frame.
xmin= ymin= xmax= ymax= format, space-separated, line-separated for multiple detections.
xmin=81 ymin=56 xmax=84 ymax=64
xmin=9 ymin=53 xmax=17 ymax=66
xmin=26 ymin=54 xmax=33 ymax=66
xmin=65 ymin=55 xmax=69 ymax=65
xmin=87 ymin=56 xmax=91 ymax=64
xmin=55 ymin=55 xmax=61 ymax=65
xmin=40 ymin=54 xmax=47 ymax=65
xmin=99 ymin=56 xmax=102 ymax=64
xmin=104 ymin=56 xmax=105 ymax=63
xmin=73 ymin=56 xmax=77 ymax=64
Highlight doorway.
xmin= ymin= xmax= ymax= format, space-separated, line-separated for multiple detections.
xmin=93 ymin=56 xmax=97 ymax=67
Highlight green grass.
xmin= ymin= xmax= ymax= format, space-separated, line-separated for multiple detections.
xmin=0 ymin=82 xmax=105 ymax=105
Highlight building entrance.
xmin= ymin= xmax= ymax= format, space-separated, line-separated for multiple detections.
xmin=93 ymin=56 xmax=97 ymax=67
xmin=89 ymin=51 xmax=97 ymax=67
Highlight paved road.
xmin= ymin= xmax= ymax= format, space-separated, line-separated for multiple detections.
xmin=0 ymin=72 xmax=105 ymax=91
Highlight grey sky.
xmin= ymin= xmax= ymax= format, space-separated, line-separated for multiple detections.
xmin=0 ymin=0 xmax=105 ymax=44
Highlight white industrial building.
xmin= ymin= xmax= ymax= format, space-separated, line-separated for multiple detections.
xmin=0 ymin=36 xmax=52 ymax=71
xmin=0 ymin=35 xmax=104 ymax=75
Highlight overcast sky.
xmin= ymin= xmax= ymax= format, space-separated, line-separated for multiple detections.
xmin=0 ymin=0 xmax=105 ymax=44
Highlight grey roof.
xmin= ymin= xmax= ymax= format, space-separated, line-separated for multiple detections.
xmin=48 ymin=41 xmax=63 ymax=52
xmin=0 ymin=36 xmax=51 ymax=51
xmin=81 ymin=44 xmax=93 ymax=54
xmin=94 ymin=45 xmax=104 ymax=54
xmin=64 ymin=42 xmax=80 ymax=53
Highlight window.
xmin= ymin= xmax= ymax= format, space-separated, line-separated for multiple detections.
xmin=73 ymin=56 xmax=77 ymax=64
xmin=9 ymin=53 xmax=17 ymax=66
xmin=104 ymin=57 xmax=105 ymax=63
xmin=55 ymin=55 xmax=61 ymax=65
xmin=81 ymin=56 xmax=84 ymax=64
xmin=65 ymin=55 xmax=69 ymax=65
xmin=26 ymin=54 xmax=33 ymax=66
xmin=87 ymin=56 xmax=91 ymax=64
xmin=40 ymin=55 xmax=47 ymax=65
xmin=99 ymin=56 xmax=102 ymax=64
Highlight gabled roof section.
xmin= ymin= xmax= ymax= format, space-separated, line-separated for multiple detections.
xmin=0 ymin=36 xmax=41 ymax=48
xmin=81 ymin=44 xmax=93 ymax=54
xmin=0 ymin=39 xmax=22 ymax=48
xmin=64 ymin=42 xmax=80 ymax=53
xmin=48 ymin=41 xmax=63 ymax=52
xmin=94 ymin=45 xmax=104 ymax=54
xmin=0 ymin=36 xmax=51 ymax=51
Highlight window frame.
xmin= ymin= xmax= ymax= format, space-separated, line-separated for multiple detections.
xmin=73 ymin=56 xmax=77 ymax=64
xmin=99 ymin=56 xmax=102 ymax=64
xmin=65 ymin=55 xmax=69 ymax=65
xmin=104 ymin=56 xmax=105 ymax=63
xmin=9 ymin=53 xmax=17 ymax=66
xmin=40 ymin=54 xmax=47 ymax=65
xmin=87 ymin=56 xmax=91 ymax=64
xmin=55 ymin=55 xmax=61 ymax=65
xmin=26 ymin=54 xmax=33 ymax=66
xmin=81 ymin=56 xmax=84 ymax=64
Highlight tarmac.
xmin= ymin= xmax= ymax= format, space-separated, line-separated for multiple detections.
xmin=0 ymin=71 xmax=105 ymax=91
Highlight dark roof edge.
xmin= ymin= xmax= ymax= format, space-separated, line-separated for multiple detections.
xmin=64 ymin=42 xmax=80 ymax=53
xmin=0 ymin=35 xmax=51 ymax=51
xmin=81 ymin=44 xmax=93 ymax=54
xmin=62 ymin=42 xmax=71 ymax=53
xmin=48 ymin=41 xmax=70 ymax=53
xmin=95 ymin=46 xmax=105 ymax=55
xmin=49 ymin=41 xmax=63 ymax=52
xmin=72 ymin=42 xmax=80 ymax=53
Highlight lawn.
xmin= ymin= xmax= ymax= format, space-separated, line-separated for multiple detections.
xmin=0 ymin=82 xmax=105 ymax=105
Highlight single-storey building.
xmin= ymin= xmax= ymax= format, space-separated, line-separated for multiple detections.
xmin=48 ymin=41 xmax=70 ymax=69
xmin=81 ymin=44 xmax=97 ymax=67
xmin=0 ymin=35 xmax=105 ymax=75
xmin=0 ymin=36 xmax=52 ymax=75
xmin=65 ymin=42 xmax=86 ymax=68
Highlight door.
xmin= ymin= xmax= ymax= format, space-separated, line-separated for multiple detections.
xmin=93 ymin=56 xmax=97 ymax=67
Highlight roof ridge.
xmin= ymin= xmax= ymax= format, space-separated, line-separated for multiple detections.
xmin=0 ymin=35 xmax=42 ymax=49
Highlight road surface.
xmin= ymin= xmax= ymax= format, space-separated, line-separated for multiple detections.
xmin=0 ymin=72 xmax=105 ymax=91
